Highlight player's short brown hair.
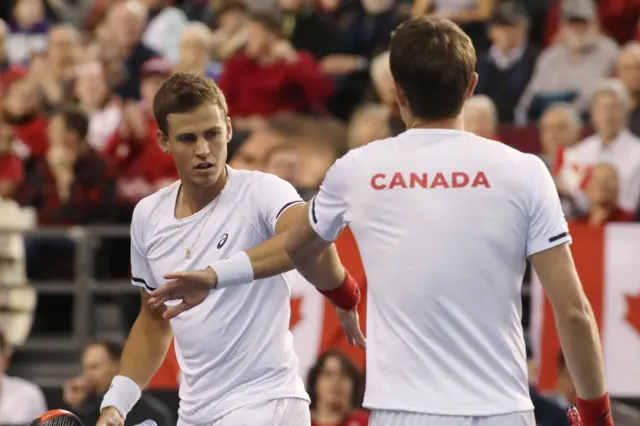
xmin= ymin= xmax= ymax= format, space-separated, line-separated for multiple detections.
xmin=153 ymin=72 xmax=228 ymax=135
xmin=389 ymin=16 xmax=476 ymax=120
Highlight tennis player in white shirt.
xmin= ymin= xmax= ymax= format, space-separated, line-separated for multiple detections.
xmin=282 ymin=17 xmax=612 ymax=426
xmin=96 ymin=73 xmax=360 ymax=426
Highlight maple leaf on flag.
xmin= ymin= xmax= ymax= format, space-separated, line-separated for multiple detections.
xmin=624 ymin=293 xmax=640 ymax=335
xmin=289 ymin=296 xmax=302 ymax=330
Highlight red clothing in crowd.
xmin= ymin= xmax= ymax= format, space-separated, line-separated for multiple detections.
xmin=0 ymin=151 xmax=24 ymax=197
xmin=311 ymin=410 xmax=370 ymax=426
xmin=218 ymin=52 xmax=334 ymax=118
xmin=11 ymin=115 xmax=49 ymax=159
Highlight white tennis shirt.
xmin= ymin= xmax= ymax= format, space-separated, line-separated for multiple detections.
xmin=309 ymin=128 xmax=571 ymax=416
xmin=130 ymin=167 xmax=309 ymax=424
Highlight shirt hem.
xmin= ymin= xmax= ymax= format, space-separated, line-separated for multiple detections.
xmin=362 ymin=402 xmax=535 ymax=417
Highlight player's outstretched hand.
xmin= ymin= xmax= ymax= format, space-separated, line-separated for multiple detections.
xmin=148 ymin=268 xmax=218 ymax=319
xmin=335 ymin=307 xmax=366 ymax=349
xmin=97 ymin=407 xmax=124 ymax=426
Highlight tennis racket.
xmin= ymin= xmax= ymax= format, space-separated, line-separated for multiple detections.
xmin=31 ymin=410 xmax=83 ymax=426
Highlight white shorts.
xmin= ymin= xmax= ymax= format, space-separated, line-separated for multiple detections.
xmin=369 ymin=410 xmax=536 ymax=426
xmin=178 ymin=398 xmax=311 ymax=426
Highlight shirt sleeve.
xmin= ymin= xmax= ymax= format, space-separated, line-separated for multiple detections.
xmin=526 ymin=155 xmax=572 ymax=257
xmin=130 ymin=201 xmax=155 ymax=291
xmin=257 ymin=172 xmax=304 ymax=237
xmin=309 ymin=152 xmax=353 ymax=242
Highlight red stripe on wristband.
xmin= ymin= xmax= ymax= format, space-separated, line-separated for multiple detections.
xmin=318 ymin=270 xmax=360 ymax=310
xmin=576 ymin=393 xmax=613 ymax=426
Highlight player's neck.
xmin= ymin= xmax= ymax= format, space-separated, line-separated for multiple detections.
xmin=179 ymin=168 xmax=228 ymax=216
xmin=406 ymin=114 xmax=464 ymax=131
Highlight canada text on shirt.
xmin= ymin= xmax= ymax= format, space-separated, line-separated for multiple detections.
xmin=371 ymin=171 xmax=491 ymax=190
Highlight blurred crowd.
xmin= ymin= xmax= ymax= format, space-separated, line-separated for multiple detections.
xmin=1 ymin=0 xmax=640 ymax=424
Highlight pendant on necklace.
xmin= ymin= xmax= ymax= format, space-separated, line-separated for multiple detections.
xmin=186 ymin=249 xmax=191 ymax=259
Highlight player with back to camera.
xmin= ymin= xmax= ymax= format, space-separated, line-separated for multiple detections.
xmin=281 ymin=16 xmax=611 ymax=426
xmin=96 ymin=73 xmax=363 ymax=426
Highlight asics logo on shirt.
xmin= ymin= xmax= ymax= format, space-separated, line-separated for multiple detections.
xmin=217 ymin=233 xmax=228 ymax=249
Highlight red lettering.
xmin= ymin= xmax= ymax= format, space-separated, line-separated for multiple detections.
xmin=471 ymin=171 xmax=490 ymax=188
xmin=452 ymin=172 xmax=469 ymax=188
xmin=388 ymin=172 xmax=407 ymax=189
xmin=409 ymin=173 xmax=428 ymax=188
xmin=371 ymin=173 xmax=386 ymax=190
xmin=430 ymin=172 xmax=450 ymax=188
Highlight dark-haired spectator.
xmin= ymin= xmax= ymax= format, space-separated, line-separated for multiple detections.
xmin=307 ymin=351 xmax=369 ymax=426
xmin=1 ymin=71 xmax=50 ymax=160
xmin=210 ymin=0 xmax=248 ymax=62
xmin=617 ymin=42 xmax=640 ymax=137
xmin=573 ymin=163 xmax=635 ymax=224
xmin=140 ymin=0 xmax=188 ymax=64
xmin=264 ymin=144 xmax=317 ymax=200
xmin=63 ymin=340 xmax=174 ymax=426
xmin=219 ymin=12 xmax=333 ymax=126
xmin=176 ymin=22 xmax=222 ymax=81
xmin=557 ymin=79 xmax=640 ymax=214
xmin=6 ymin=0 xmax=50 ymax=65
xmin=103 ymin=58 xmax=177 ymax=218
xmin=105 ymin=1 xmax=159 ymax=100
xmin=0 ymin=330 xmax=47 ymax=424
xmin=462 ymin=94 xmax=498 ymax=139
xmin=515 ymin=0 xmax=619 ymax=124
xmin=475 ymin=2 xmax=538 ymax=123
xmin=17 ymin=104 xmax=117 ymax=225
xmin=280 ymin=0 xmax=340 ymax=60
xmin=0 ymin=112 xmax=24 ymax=198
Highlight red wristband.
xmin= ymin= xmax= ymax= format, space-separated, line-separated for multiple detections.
xmin=576 ymin=393 xmax=613 ymax=426
xmin=318 ymin=269 xmax=360 ymax=310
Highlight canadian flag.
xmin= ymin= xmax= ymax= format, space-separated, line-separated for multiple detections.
xmin=531 ymin=223 xmax=640 ymax=397
xmin=148 ymin=228 xmax=368 ymax=389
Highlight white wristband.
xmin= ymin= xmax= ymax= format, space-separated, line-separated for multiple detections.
xmin=100 ymin=375 xmax=142 ymax=419
xmin=211 ymin=251 xmax=254 ymax=288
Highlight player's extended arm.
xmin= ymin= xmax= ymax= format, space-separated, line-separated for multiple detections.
xmin=530 ymin=244 xmax=612 ymax=426
xmin=98 ymin=290 xmax=173 ymax=422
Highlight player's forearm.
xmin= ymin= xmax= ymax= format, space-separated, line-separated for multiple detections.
xmin=287 ymin=241 xmax=345 ymax=291
xmin=244 ymin=232 xmax=296 ymax=279
xmin=118 ymin=310 xmax=173 ymax=389
xmin=553 ymin=302 xmax=607 ymax=400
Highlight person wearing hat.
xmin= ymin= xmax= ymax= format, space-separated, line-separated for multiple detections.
xmin=475 ymin=1 xmax=539 ymax=123
xmin=515 ymin=0 xmax=619 ymax=125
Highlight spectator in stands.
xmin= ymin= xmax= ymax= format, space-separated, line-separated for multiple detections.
xmin=103 ymin=57 xmax=177 ymax=219
xmin=140 ymin=0 xmax=188 ymax=64
xmin=210 ymin=0 xmax=248 ymax=62
xmin=307 ymin=350 xmax=369 ymax=426
xmin=6 ymin=0 xmax=50 ymax=65
xmin=515 ymin=0 xmax=619 ymax=125
xmin=63 ymin=340 xmax=173 ymax=426
xmin=280 ymin=0 xmax=339 ymax=60
xmin=524 ymin=339 xmax=569 ymax=426
xmin=0 ymin=330 xmax=47 ymax=424
xmin=176 ymin=22 xmax=221 ymax=81
xmin=556 ymin=79 xmax=640 ymax=214
xmin=0 ymin=112 xmax=23 ymax=198
xmin=475 ymin=1 xmax=538 ymax=123
xmin=106 ymin=0 xmax=159 ymax=100
xmin=368 ymin=50 xmax=404 ymax=136
xmin=538 ymin=102 xmax=581 ymax=172
xmin=347 ymin=103 xmax=390 ymax=149
xmin=0 ymin=20 xmax=9 ymax=78
xmin=16 ymin=103 xmax=117 ymax=225
xmin=228 ymin=127 xmax=282 ymax=171
xmin=219 ymin=12 xmax=333 ymax=126
xmin=573 ymin=163 xmax=635 ymax=224
xmin=462 ymin=95 xmax=498 ymax=139
xmin=617 ymin=42 xmax=640 ymax=137
xmin=2 ymin=70 xmax=49 ymax=160
xmin=263 ymin=143 xmax=317 ymax=200
xmin=31 ymin=25 xmax=80 ymax=114
xmin=72 ymin=61 xmax=121 ymax=152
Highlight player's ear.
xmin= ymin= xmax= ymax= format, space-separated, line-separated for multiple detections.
xmin=157 ymin=130 xmax=170 ymax=154
xmin=225 ymin=115 xmax=233 ymax=144
xmin=465 ymin=72 xmax=479 ymax=99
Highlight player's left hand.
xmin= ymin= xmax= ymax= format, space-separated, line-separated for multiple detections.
xmin=149 ymin=268 xmax=218 ymax=319
xmin=335 ymin=307 xmax=366 ymax=349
